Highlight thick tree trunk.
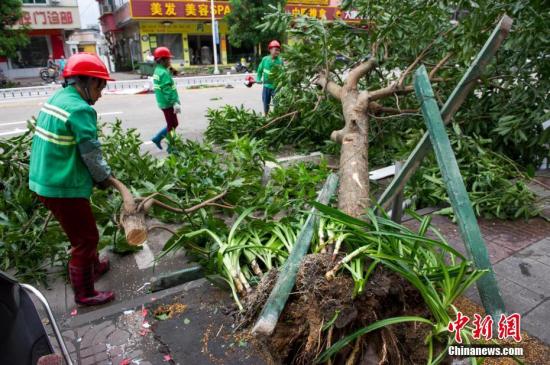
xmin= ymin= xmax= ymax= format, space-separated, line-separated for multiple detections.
xmin=338 ymin=132 xmax=369 ymax=217
xmin=334 ymin=91 xmax=370 ymax=217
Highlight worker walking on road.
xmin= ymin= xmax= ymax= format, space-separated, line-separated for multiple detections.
xmin=256 ymin=40 xmax=283 ymax=115
xmin=151 ymin=47 xmax=181 ymax=151
xmin=29 ymin=53 xmax=116 ymax=306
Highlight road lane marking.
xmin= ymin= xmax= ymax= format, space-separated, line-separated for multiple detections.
xmin=98 ymin=112 xmax=124 ymax=116
xmin=133 ymin=241 xmax=156 ymax=269
xmin=0 ymin=121 xmax=27 ymax=126
xmin=0 ymin=128 xmax=27 ymax=136
xmin=143 ymin=141 xmax=153 ymax=145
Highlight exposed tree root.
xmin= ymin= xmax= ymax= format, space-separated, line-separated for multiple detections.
xmin=241 ymin=254 xmax=433 ymax=365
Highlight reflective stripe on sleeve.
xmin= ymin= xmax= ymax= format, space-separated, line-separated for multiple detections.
xmin=35 ymin=126 xmax=76 ymax=146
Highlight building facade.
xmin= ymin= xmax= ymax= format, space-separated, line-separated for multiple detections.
xmin=66 ymin=27 xmax=115 ymax=72
xmin=0 ymin=0 xmax=81 ymax=79
xmin=97 ymin=0 xmax=361 ymax=71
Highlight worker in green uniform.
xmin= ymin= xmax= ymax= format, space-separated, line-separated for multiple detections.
xmin=151 ymin=46 xmax=181 ymax=151
xmin=29 ymin=53 xmax=115 ymax=306
xmin=256 ymin=40 xmax=283 ymax=115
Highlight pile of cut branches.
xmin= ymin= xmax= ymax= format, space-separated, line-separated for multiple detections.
xmin=0 ymin=120 xmax=330 ymax=281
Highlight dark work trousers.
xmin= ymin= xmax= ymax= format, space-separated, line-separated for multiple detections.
xmin=262 ymin=87 xmax=276 ymax=115
xmin=162 ymin=107 xmax=179 ymax=132
xmin=38 ymin=196 xmax=99 ymax=268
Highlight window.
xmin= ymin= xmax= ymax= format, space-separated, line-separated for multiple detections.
xmin=149 ymin=34 xmax=183 ymax=59
xmin=188 ymin=35 xmax=220 ymax=65
xmin=113 ymin=0 xmax=129 ymax=9
xmin=10 ymin=36 xmax=50 ymax=69
xmin=22 ymin=0 xmax=47 ymax=4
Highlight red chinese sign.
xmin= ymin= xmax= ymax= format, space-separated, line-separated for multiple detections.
xmin=284 ymin=6 xmax=363 ymax=22
xmin=130 ymin=0 xmax=231 ymax=19
xmin=18 ymin=10 xmax=74 ymax=26
xmin=448 ymin=312 xmax=523 ymax=343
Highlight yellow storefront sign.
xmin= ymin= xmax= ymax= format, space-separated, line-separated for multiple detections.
xmin=287 ymin=0 xmax=329 ymax=5
xmin=140 ymin=22 xmax=228 ymax=34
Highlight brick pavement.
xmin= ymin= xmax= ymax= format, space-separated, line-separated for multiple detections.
xmin=404 ymin=215 xmax=550 ymax=265
xmin=405 ymin=214 xmax=550 ymax=344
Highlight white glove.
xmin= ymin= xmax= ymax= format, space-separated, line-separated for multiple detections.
xmin=173 ymin=103 xmax=182 ymax=114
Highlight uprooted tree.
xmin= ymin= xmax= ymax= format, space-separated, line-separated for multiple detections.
xmin=227 ymin=1 xmax=549 ymax=363
xmin=259 ymin=0 xmax=548 ymax=218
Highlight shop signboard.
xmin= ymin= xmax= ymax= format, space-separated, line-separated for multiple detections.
xmin=16 ymin=6 xmax=81 ymax=29
xmin=285 ymin=6 xmax=363 ymax=22
xmin=287 ymin=0 xmax=330 ymax=6
xmin=130 ymin=0 xmax=231 ymax=19
xmin=129 ymin=0 xmax=362 ymax=22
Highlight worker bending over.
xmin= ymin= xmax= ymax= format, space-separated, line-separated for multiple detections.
xmin=29 ymin=53 xmax=116 ymax=306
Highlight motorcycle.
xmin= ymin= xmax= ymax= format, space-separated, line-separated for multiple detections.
xmin=39 ymin=67 xmax=59 ymax=83
xmin=235 ymin=58 xmax=250 ymax=73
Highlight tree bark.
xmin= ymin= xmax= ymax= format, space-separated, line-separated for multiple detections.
xmin=317 ymin=62 xmax=372 ymax=217
xmin=335 ymin=89 xmax=370 ymax=217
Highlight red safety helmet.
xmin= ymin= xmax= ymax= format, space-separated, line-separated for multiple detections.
xmin=268 ymin=40 xmax=281 ymax=50
xmin=244 ymin=75 xmax=255 ymax=88
xmin=63 ymin=53 xmax=114 ymax=81
xmin=153 ymin=47 xmax=173 ymax=60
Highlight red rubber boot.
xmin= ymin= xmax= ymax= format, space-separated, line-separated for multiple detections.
xmin=93 ymin=255 xmax=110 ymax=281
xmin=69 ymin=263 xmax=115 ymax=306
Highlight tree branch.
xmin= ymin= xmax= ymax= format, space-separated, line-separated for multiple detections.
xmin=255 ymin=111 xmax=299 ymax=132
xmin=346 ymin=58 xmax=378 ymax=90
xmin=109 ymin=177 xmax=137 ymax=214
xmin=147 ymin=191 xmax=228 ymax=214
xmin=315 ymin=73 xmax=342 ymax=100
xmin=429 ymin=52 xmax=452 ymax=78
xmin=397 ymin=28 xmax=454 ymax=87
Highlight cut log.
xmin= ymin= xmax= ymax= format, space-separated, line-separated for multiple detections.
xmin=109 ymin=177 xmax=148 ymax=246
xmin=120 ymin=211 xmax=148 ymax=246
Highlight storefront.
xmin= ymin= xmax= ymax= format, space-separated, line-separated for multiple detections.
xmin=97 ymin=0 xmax=363 ymax=71
xmin=99 ymin=0 xmax=231 ymax=70
xmin=1 ymin=0 xmax=81 ymax=79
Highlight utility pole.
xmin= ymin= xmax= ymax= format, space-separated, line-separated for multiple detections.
xmin=210 ymin=0 xmax=220 ymax=74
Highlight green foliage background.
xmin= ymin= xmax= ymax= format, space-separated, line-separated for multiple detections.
xmin=226 ymin=0 xmax=286 ymax=58
xmin=207 ymin=0 xmax=548 ymax=219
xmin=0 ymin=121 xmax=329 ymax=282
xmin=0 ymin=0 xmax=30 ymax=58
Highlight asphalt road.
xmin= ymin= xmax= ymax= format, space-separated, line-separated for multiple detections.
xmin=0 ymin=84 xmax=263 ymax=153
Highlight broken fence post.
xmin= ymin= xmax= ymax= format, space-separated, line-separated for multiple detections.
xmin=414 ymin=65 xmax=505 ymax=318
xmin=390 ymin=160 xmax=405 ymax=223
xmin=377 ymin=15 xmax=513 ymax=212
xmin=252 ymin=173 xmax=339 ymax=336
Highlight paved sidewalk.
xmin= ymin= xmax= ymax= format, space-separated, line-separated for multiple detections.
xmin=49 ymin=279 xmax=264 ymax=365
xmin=405 ymin=214 xmax=550 ymax=344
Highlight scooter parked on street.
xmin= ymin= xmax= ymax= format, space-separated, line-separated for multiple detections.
xmin=39 ymin=67 xmax=59 ymax=83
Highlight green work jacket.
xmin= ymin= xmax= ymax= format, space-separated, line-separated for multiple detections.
xmin=256 ymin=55 xmax=283 ymax=89
xmin=29 ymin=86 xmax=110 ymax=198
xmin=153 ymin=64 xmax=180 ymax=109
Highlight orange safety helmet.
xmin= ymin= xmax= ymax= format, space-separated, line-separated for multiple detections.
xmin=268 ymin=40 xmax=281 ymax=50
xmin=153 ymin=47 xmax=173 ymax=60
xmin=63 ymin=53 xmax=114 ymax=81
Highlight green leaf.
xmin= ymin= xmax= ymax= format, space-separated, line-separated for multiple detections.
xmin=315 ymin=316 xmax=434 ymax=363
